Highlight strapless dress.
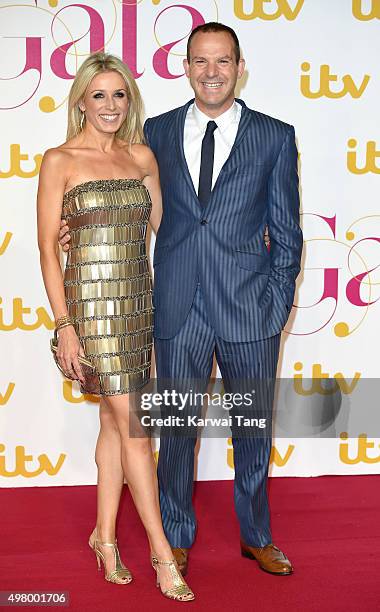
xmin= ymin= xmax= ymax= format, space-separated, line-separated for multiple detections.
xmin=62 ymin=178 xmax=153 ymax=395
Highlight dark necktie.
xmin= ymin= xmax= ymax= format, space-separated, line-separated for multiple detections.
xmin=198 ymin=120 xmax=217 ymax=206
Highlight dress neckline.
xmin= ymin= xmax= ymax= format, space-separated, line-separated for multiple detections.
xmin=63 ymin=178 xmax=144 ymax=201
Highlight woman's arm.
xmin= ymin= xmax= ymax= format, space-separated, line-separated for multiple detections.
xmin=144 ymin=154 xmax=162 ymax=235
xmin=132 ymin=144 xmax=162 ymax=234
xmin=37 ymin=149 xmax=85 ymax=382
xmin=37 ymin=149 xmax=69 ymax=319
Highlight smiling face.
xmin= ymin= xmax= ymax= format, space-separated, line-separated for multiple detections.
xmin=79 ymin=70 xmax=129 ymax=134
xmin=184 ymin=30 xmax=245 ymax=117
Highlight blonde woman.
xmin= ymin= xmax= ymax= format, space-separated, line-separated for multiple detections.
xmin=37 ymin=52 xmax=194 ymax=602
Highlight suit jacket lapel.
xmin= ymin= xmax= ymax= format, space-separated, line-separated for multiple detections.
xmin=222 ymin=99 xmax=252 ymax=166
xmin=206 ymin=100 xmax=253 ymax=203
xmin=175 ymin=99 xmax=198 ymax=199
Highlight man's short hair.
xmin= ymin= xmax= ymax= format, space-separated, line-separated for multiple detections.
xmin=187 ymin=22 xmax=241 ymax=64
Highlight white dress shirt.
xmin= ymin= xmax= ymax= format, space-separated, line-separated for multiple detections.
xmin=183 ymin=100 xmax=242 ymax=193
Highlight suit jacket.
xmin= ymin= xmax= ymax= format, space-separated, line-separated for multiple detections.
xmin=144 ymin=99 xmax=303 ymax=341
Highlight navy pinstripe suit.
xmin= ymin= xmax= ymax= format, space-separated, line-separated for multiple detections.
xmin=144 ymin=99 xmax=303 ymax=548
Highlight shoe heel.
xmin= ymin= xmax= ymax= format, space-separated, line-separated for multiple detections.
xmin=241 ymin=548 xmax=255 ymax=560
xmin=95 ymin=553 xmax=102 ymax=571
xmin=151 ymin=554 xmax=194 ymax=602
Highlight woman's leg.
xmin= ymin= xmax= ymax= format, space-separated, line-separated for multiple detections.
xmin=89 ymin=398 xmax=127 ymax=580
xmin=95 ymin=398 xmax=124 ymax=540
xmin=103 ymin=392 xmax=192 ymax=597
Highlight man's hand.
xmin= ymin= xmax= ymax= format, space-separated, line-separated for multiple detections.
xmin=59 ymin=219 xmax=71 ymax=251
xmin=264 ymin=225 xmax=270 ymax=250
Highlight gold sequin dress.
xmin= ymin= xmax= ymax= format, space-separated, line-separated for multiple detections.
xmin=62 ymin=179 xmax=153 ymax=395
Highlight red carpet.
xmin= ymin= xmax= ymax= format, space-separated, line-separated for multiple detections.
xmin=0 ymin=476 xmax=379 ymax=611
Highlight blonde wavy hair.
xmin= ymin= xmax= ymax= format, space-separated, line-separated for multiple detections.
xmin=66 ymin=52 xmax=144 ymax=144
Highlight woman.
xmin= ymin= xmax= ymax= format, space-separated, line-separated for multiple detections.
xmin=37 ymin=52 xmax=194 ymax=602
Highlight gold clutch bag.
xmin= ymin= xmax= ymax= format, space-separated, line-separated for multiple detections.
xmin=50 ymin=329 xmax=101 ymax=395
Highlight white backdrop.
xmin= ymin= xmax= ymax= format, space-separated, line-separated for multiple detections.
xmin=1 ymin=0 xmax=379 ymax=487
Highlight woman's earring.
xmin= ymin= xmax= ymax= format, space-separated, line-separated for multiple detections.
xmin=80 ymin=110 xmax=85 ymax=130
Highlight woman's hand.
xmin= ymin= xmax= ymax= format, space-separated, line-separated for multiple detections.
xmin=56 ymin=325 xmax=86 ymax=384
xmin=59 ymin=220 xmax=71 ymax=252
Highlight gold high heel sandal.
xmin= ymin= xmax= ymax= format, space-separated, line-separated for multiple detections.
xmin=151 ymin=555 xmax=195 ymax=602
xmin=89 ymin=537 xmax=132 ymax=585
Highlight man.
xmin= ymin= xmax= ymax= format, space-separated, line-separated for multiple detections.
xmin=60 ymin=23 xmax=302 ymax=576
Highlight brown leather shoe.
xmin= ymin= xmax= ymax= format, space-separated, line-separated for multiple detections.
xmin=241 ymin=541 xmax=293 ymax=575
xmin=171 ymin=547 xmax=189 ymax=576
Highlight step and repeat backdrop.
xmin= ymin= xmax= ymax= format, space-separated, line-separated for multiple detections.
xmin=1 ymin=0 xmax=379 ymax=487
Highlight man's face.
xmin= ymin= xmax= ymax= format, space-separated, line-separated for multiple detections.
xmin=183 ymin=31 xmax=245 ymax=117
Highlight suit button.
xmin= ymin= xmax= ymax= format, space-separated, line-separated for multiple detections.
xmin=200 ymin=219 xmax=208 ymax=225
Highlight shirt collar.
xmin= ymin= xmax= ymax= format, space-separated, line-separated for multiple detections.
xmin=192 ymin=100 xmax=240 ymax=135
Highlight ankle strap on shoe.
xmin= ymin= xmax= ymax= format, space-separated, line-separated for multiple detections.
xmin=151 ymin=556 xmax=175 ymax=566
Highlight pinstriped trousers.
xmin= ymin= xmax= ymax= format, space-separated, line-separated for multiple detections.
xmin=155 ymin=286 xmax=281 ymax=548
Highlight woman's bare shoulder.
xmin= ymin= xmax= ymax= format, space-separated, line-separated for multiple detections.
xmin=43 ymin=141 xmax=75 ymax=161
xmin=131 ymin=142 xmax=154 ymax=158
xmin=39 ymin=146 xmax=75 ymax=189
xmin=130 ymin=143 xmax=157 ymax=174
xmin=42 ymin=138 xmax=83 ymax=174
xmin=116 ymin=139 xmax=153 ymax=159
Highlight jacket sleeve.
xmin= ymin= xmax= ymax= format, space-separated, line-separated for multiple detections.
xmin=143 ymin=118 xmax=151 ymax=147
xmin=267 ymin=125 xmax=303 ymax=311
